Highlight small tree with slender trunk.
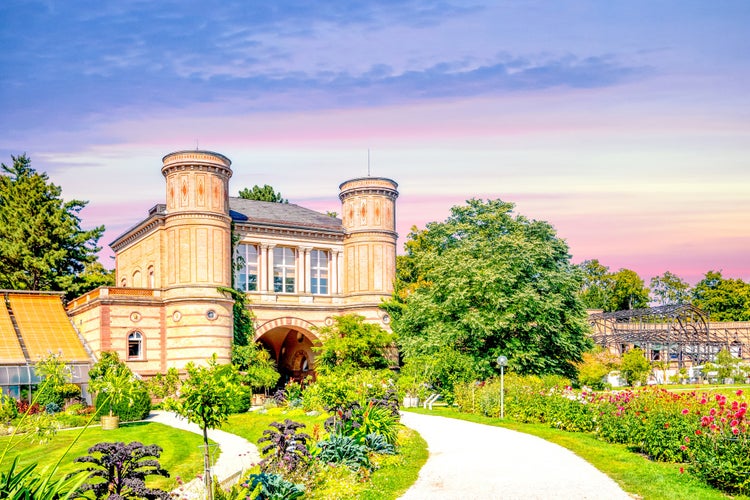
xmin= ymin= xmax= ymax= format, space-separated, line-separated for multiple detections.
xmin=169 ymin=355 xmax=242 ymax=499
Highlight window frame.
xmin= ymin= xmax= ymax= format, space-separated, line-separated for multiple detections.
xmin=310 ymin=249 xmax=329 ymax=295
xmin=273 ymin=247 xmax=296 ymax=293
xmin=234 ymin=243 xmax=259 ymax=292
xmin=127 ymin=331 xmax=144 ymax=360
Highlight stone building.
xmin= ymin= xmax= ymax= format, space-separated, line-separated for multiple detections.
xmin=66 ymin=150 xmax=398 ymax=380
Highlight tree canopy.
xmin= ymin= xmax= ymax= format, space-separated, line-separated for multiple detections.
xmin=692 ymin=270 xmax=750 ymax=321
xmin=650 ymin=271 xmax=691 ymax=306
xmin=314 ymin=314 xmax=392 ymax=375
xmin=238 ymin=184 xmax=288 ymax=203
xmin=385 ymin=198 xmax=592 ymax=379
xmin=0 ymin=155 xmax=105 ymax=295
xmin=576 ymin=260 xmax=650 ymax=311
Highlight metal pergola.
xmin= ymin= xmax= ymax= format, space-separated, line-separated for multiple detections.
xmin=589 ymin=304 xmax=749 ymax=367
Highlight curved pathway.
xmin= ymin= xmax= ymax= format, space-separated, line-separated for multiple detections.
xmin=147 ymin=410 xmax=260 ymax=499
xmin=399 ymin=412 xmax=633 ymax=500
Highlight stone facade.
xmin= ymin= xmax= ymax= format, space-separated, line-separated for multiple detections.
xmin=67 ymin=151 xmax=398 ymax=380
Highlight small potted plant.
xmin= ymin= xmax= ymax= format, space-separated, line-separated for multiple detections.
xmin=90 ymin=369 xmax=132 ymax=430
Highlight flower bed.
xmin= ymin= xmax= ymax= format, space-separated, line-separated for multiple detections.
xmin=455 ymin=377 xmax=749 ymax=495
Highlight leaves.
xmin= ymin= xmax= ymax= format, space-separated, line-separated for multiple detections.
xmin=0 ymin=155 xmax=105 ymax=295
xmin=238 ymin=184 xmax=288 ymax=203
xmin=387 ymin=198 xmax=591 ymax=380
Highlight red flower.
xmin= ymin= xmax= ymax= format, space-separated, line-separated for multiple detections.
xmin=664 ymin=422 xmax=670 ymax=429
xmin=679 ymin=467 xmax=685 ymax=474
xmin=680 ymin=445 xmax=687 ymax=451
xmin=736 ymin=389 xmax=743 ymax=396
xmin=695 ymin=429 xmax=702 ymax=435
xmin=684 ymin=436 xmax=690 ymax=443
xmin=732 ymin=427 xmax=740 ymax=435
xmin=681 ymin=408 xmax=689 ymax=415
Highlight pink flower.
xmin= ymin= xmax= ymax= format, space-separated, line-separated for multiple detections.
xmin=710 ymin=408 xmax=716 ymax=416
xmin=733 ymin=427 xmax=740 ymax=435
xmin=682 ymin=408 xmax=689 ymax=415
xmin=700 ymin=398 xmax=707 ymax=404
xmin=680 ymin=445 xmax=687 ymax=451
xmin=736 ymin=389 xmax=743 ymax=396
xmin=684 ymin=436 xmax=690 ymax=443
xmin=731 ymin=419 xmax=739 ymax=427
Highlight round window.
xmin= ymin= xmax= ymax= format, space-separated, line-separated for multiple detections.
xmin=206 ymin=309 xmax=217 ymax=320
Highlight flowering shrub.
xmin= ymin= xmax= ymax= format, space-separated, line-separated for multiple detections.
xmin=688 ymin=391 xmax=749 ymax=495
xmin=454 ymin=375 xmax=750 ymax=494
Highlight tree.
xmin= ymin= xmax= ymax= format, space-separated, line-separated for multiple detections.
xmin=620 ymin=348 xmax=651 ymax=386
xmin=608 ymin=268 xmax=649 ymax=311
xmin=577 ymin=259 xmax=613 ymax=310
xmin=314 ymin=314 xmax=392 ymax=375
xmin=34 ymin=352 xmax=74 ymax=407
xmin=0 ymin=155 xmax=105 ymax=294
xmin=575 ymin=347 xmax=619 ymax=390
xmin=385 ymin=199 xmax=592 ymax=379
xmin=168 ymin=356 xmax=242 ymax=499
xmin=692 ymin=270 xmax=750 ymax=321
xmin=57 ymin=261 xmax=115 ymax=300
xmin=232 ymin=342 xmax=280 ymax=392
xmin=238 ymin=184 xmax=288 ymax=203
xmin=650 ymin=271 xmax=691 ymax=306
xmin=73 ymin=442 xmax=170 ymax=499
xmin=89 ymin=352 xmax=150 ymax=421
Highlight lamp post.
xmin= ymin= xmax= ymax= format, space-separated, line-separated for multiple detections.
xmin=497 ymin=355 xmax=508 ymax=419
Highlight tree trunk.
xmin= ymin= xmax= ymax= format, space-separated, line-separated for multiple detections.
xmin=203 ymin=426 xmax=213 ymax=500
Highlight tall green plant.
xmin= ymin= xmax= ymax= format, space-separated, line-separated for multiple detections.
xmin=168 ymin=356 xmax=242 ymax=499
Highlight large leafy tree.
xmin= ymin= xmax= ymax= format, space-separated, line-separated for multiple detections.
xmin=238 ymin=184 xmax=288 ymax=203
xmin=608 ymin=268 xmax=649 ymax=311
xmin=650 ymin=270 xmax=691 ymax=306
xmin=692 ymin=270 xmax=750 ymax=321
xmin=385 ymin=199 xmax=592 ymax=379
xmin=0 ymin=155 xmax=105 ymax=294
xmin=577 ymin=259 xmax=613 ymax=310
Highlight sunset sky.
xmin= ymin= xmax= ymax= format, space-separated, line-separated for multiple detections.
xmin=2 ymin=1 xmax=748 ymax=285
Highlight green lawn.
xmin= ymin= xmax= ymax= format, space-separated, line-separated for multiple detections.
xmin=0 ymin=421 xmax=207 ymax=492
xmin=407 ymin=407 xmax=749 ymax=500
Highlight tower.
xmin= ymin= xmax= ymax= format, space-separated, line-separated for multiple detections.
xmin=161 ymin=150 xmax=234 ymax=365
xmin=339 ymin=177 xmax=399 ymax=305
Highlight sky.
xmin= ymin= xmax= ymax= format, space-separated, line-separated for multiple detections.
xmin=1 ymin=0 xmax=749 ymax=285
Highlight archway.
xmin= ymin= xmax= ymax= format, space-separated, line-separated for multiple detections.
xmin=254 ymin=317 xmax=320 ymax=385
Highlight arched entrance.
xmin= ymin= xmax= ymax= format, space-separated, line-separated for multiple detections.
xmin=254 ymin=317 xmax=319 ymax=385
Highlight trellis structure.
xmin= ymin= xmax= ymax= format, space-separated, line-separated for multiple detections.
xmin=589 ymin=304 xmax=750 ymax=367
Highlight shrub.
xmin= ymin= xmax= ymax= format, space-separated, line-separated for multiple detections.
xmin=246 ymin=472 xmax=305 ymax=499
xmin=258 ymin=419 xmax=313 ymax=475
xmin=94 ymin=379 xmax=151 ymax=421
xmin=73 ymin=441 xmax=170 ymax=499
xmin=0 ymin=394 xmax=18 ymax=424
xmin=688 ymin=393 xmax=749 ymax=495
xmin=363 ymin=433 xmax=396 ymax=455
xmin=316 ymin=435 xmax=370 ymax=470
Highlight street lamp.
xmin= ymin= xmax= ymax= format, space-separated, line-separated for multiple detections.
xmin=497 ymin=355 xmax=508 ymax=419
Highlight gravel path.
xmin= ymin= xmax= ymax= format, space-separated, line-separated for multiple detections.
xmin=399 ymin=412 xmax=633 ymax=500
xmin=147 ymin=410 xmax=260 ymax=499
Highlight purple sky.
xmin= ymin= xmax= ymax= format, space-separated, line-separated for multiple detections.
xmin=2 ymin=1 xmax=749 ymax=284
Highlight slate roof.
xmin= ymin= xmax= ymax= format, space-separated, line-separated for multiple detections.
xmin=229 ymin=197 xmax=344 ymax=234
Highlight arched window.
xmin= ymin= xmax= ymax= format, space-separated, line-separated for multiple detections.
xmin=128 ymin=331 xmax=143 ymax=360
xmin=132 ymin=270 xmax=142 ymax=288
xmin=120 ymin=277 xmax=127 ymax=287
xmin=147 ymin=266 xmax=155 ymax=288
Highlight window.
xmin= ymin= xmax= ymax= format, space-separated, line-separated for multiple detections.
xmin=132 ymin=270 xmax=141 ymax=287
xmin=310 ymin=249 xmax=329 ymax=294
xmin=128 ymin=331 xmax=143 ymax=360
xmin=234 ymin=244 xmax=259 ymax=291
xmin=120 ymin=277 xmax=127 ymax=287
xmin=273 ymin=247 xmax=296 ymax=293
xmin=147 ymin=266 xmax=155 ymax=288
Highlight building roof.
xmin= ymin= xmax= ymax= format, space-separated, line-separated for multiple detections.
xmin=229 ymin=198 xmax=344 ymax=233
xmin=0 ymin=291 xmax=90 ymax=365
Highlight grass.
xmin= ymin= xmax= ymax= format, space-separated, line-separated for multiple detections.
xmin=0 ymin=421 xmax=207 ymax=492
xmin=224 ymin=407 xmax=429 ymax=499
xmin=407 ymin=407 xmax=750 ymax=500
